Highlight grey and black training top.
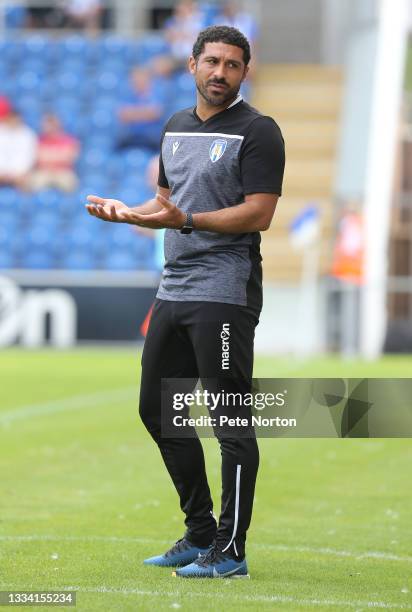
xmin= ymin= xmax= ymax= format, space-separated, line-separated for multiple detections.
xmin=156 ymin=95 xmax=285 ymax=317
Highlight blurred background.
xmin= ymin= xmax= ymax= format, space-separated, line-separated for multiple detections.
xmin=0 ymin=0 xmax=411 ymax=362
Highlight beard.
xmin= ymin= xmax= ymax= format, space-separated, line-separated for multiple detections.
xmin=195 ymin=78 xmax=240 ymax=107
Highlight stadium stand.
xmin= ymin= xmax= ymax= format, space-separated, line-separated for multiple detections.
xmin=253 ymin=64 xmax=343 ymax=281
xmin=0 ymin=32 xmax=197 ymax=271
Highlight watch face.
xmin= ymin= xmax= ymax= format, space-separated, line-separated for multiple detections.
xmin=181 ymin=226 xmax=192 ymax=234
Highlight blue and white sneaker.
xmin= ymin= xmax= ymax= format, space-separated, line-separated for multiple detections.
xmin=173 ymin=546 xmax=250 ymax=578
xmin=143 ymin=537 xmax=211 ymax=568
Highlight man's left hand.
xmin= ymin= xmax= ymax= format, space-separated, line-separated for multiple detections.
xmin=128 ymin=193 xmax=186 ymax=229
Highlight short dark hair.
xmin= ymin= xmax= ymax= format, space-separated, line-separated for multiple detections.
xmin=192 ymin=25 xmax=251 ymax=66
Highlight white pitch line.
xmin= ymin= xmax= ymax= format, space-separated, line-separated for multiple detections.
xmin=252 ymin=542 xmax=412 ymax=563
xmin=0 ymin=584 xmax=410 ymax=610
xmin=1 ymin=535 xmax=412 ymax=564
xmin=0 ymin=387 xmax=137 ymax=425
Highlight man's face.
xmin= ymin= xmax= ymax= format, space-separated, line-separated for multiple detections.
xmin=189 ymin=42 xmax=248 ymax=107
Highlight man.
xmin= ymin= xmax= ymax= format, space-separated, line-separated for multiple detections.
xmin=0 ymin=98 xmax=37 ymax=190
xmin=86 ymin=25 xmax=285 ymax=578
xmin=28 ymin=114 xmax=80 ymax=193
xmin=116 ymin=66 xmax=167 ymax=153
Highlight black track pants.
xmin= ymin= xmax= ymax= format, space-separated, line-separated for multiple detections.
xmin=139 ymin=299 xmax=259 ymax=560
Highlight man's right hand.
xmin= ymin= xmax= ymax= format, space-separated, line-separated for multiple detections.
xmin=85 ymin=195 xmax=130 ymax=223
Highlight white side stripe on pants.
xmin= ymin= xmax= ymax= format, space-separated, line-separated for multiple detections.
xmin=222 ymin=464 xmax=241 ymax=554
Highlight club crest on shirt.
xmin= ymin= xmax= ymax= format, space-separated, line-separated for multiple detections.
xmin=209 ymin=139 xmax=227 ymax=163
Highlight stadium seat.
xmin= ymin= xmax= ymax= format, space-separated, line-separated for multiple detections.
xmin=33 ymin=189 xmax=61 ymax=209
xmin=20 ymin=249 xmax=54 ymax=270
xmin=61 ymin=250 xmax=96 ymax=270
xmin=4 ymin=6 xmax=27 ymax=29
xmin=0 ymin=39 xmax=22 ymax=64
xmin=0 ymin=187 xmax=20 ymax=210
xmin=94 ymin=70 xmax=123 ymax=93
xmin=122 ymin=148 xmax=152 ymax=172
xmin=89 ymin=108 xmax=117 ymax=131
xmin=0 ymin=223 xmax=16 ymax=251
xmin=133 ymin=35 xmax=169 ymax=63
xmin=105 ymin=250 xmax=139 ymax=271
xmin=109 ymin=225 xmax=136 ymax=249
xmin=57 ymin=36 xmax=89 ymax=60
xmin=16 ymin=95 xmax=43 ymax=116
xmin=55 ymin=70 xmax=83 ymax=94
xmin=133 ymin=236 xmax=155 ymax=265
xmin=19 ymin=58 xmax=48 ymax=76
xmin=0 ymin=250 xmax=15 ymax=269
xmin=25 ymin=226 xmax=54 ymax=250
xmin=23 ymin=36 xmax=51 ymax=58
xmin=16 ymin=70 xmax=42 ymax=93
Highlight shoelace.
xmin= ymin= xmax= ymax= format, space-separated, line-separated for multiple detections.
xmin=195 ymin=546 xmax=227 ymax=567
xmin=164 ymin=538 xmax=191 ymax=558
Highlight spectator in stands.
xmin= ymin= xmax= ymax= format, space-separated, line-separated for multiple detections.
xmin=212 ymin=1 xmax=258 ymax=45
xmin=116 ymin=67 xmax=166 ymax=153
xmin=0 ymin=97 xmax=37 ymax=190
xmin=26 ymin=6 xmax=64 ymax=29
xmin=212 ymin=0 xmax=258 ymax=86
xmin=163 ymin=0 xmax=204 ymax=71
xmin=28 ymin=114 xmax=80 ymax=193
xmin=63 ymin=0 xmax=102 ymax=33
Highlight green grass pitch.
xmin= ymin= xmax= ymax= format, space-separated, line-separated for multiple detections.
xmin=0 ymin=350 xmax=411 ymax=611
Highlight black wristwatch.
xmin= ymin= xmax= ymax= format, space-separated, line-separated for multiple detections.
xmin=180 ymin=212 xmax=194 ymax=234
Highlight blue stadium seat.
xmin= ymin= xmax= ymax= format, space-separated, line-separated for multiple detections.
xmin=30 ymin=212 xmax=60 ymax=233
xmin=97 ymin=58 xmax=128 ymax=78
xmin=0 ymin=251 xmax=15 ymax=269
xmin=20 ymin=249 xmax=54 ymax=270
xmin=33 ymin=189 xmax=61 ymax=209
xmin=65 ymin=225 xmax=95 ymax=250
xmin=22 ymin=110 xmax=42 ymax=131
xmin=52 ymin=96 xmax=82 ymax=114
xmin=117 ymin=186 xmax=147 ymax=205
xmin=57 ymin=36 xmax=89 ymax=60
xmin=94 ymin=70 xmax=123 ymax=93
xmin=23 ymin=36 xmax=51 ymax=58
xmin=61 ymin=250 xmax=95 ymax=270
xmin=0 ymin=40 xmax=23 ymax=64
xmin=1 ymin=211 xmax=20 ymax=232
xmin=55 ymin=70 xmax=83 ymax=93
xmin=109 ymin=225 xmax=137 ymax=249
xmin=132 ymin=235 xmax=155 ymax=264
xmin=16 ymin=95 xmax=43 ymax=116
xmin=79 ymin=147 xmax=110 ymax=171
xmin=57 ymin=193 xmax=82 ymax=220
xmin=98 ymin=36 xmax=127 ymax=59
xmin=19 ymin=58 xmax=48 ymax=76
xmin=25 ymin=226 xmax=54 ymax=250
xmin=5 ymin=6 xmax=27 ymax=29
xmin=105 ymin=250 xmax=138 ymax=271
xmin=131 ymin=35 xmax=169 ymax=64
xmin=16 ymin=70 xmax=42 ymax=93
xmin=0 ymin=187 xmax=20 ymax=211
xmin=175 ymin=71 xmax=196 ymax=95
xmin=89 ymin=108 xmax=117 ymax=131
xmin=15 ymin=193 xmax=35 ymax=217
xmin=0 ymin=224 xmax=16 ymax=252
xmin=123 ymin=148 xmax=152 ymax=172
xmin=56 ymin=57 xmax=87 ymax=75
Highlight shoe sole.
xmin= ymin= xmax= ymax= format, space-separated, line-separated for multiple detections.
xmin=172 ymin=571 xmax=250 ymax=579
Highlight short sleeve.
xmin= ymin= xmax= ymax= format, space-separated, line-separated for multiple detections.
xmin=157 ymin=128 xmax=169 ymax=189
xmin=240 ymin=116 xmax=285 ymax=196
